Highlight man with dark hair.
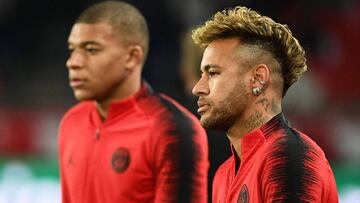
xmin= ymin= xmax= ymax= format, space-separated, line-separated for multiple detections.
xmin=192 ymin=6 xmax=338 ymax=203
xmin=58 ymin=1 xmax=209 ymax=203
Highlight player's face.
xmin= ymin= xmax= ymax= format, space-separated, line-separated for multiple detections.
xmin=66 ymin=23 xmax=129 ymax=101
xmin=192 ymin=38 xmax=252 ymax=130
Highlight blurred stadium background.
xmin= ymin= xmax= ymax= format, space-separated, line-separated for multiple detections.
xmin=0 ymin=0 xmax=359 ymax=202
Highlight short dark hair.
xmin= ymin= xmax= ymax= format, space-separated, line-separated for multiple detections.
xmin=76 ymin=0 xmax=149 ymax=56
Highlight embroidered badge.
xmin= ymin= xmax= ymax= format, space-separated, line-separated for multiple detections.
xmin=237 ymin=184 xmax=249 ymax=203
xmin=111 ymin=148 xmax=130 ymax=173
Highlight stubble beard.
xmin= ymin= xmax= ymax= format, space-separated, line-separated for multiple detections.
xmin=200 ymin=82 xmax=249 ymax=131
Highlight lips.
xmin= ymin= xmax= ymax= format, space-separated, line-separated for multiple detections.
xmin=69 ymin=78 xmax=86 ymax=88
xmin=197 ymin=99 xmax=210 ymax=115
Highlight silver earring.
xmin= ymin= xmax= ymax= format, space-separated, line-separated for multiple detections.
xmin=252 ymin=87 xmax=262 ymax=96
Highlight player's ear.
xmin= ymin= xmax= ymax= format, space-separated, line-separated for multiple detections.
xmin=254 ymin=64 xmax=269 ymax=83
xmin=125 ymin=45 xmax=144 ymax=71
xmin=250 ymin=64 xmax=270 ymax=95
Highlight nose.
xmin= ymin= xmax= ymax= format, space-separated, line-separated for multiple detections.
xmin=66 ymin=50 xmax=84 ymax=70
xmin=192 ymin=76 xmax=209 ymax=96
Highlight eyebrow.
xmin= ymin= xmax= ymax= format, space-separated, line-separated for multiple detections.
xmin=68 ymin=40 xmax=101 ymax=48
xmin=201 ymin=64 xmax=222 ymax=73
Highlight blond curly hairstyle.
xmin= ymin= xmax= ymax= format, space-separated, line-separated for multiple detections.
xmin=192 ymin=6 xmax=307 ymax=96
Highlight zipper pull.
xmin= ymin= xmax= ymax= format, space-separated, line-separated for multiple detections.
xmin=95 ymin=128 xmax=100 ymax=140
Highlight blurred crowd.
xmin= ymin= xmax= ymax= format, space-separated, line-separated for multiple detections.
xmin=0 ymin=0 xmax=359 ymax=195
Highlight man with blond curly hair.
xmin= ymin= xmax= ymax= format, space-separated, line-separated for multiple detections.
xmin=192 ymin=6 xmax=338 ymax=203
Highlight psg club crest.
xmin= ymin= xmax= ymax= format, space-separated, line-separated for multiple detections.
xmin=111 ymin=148 xmax=130 ymax=173
xmin=237 ymin=184 xmax=249 ymax=203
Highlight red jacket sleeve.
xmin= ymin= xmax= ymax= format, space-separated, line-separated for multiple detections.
xmin=149 ymin=97 xmax=209 ymax=203
xmin=261 ymin=134 xmax=339 ymax=203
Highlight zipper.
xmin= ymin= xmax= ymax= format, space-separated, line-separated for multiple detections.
xmin=95 ymin=128 xmax=100 ymax=140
